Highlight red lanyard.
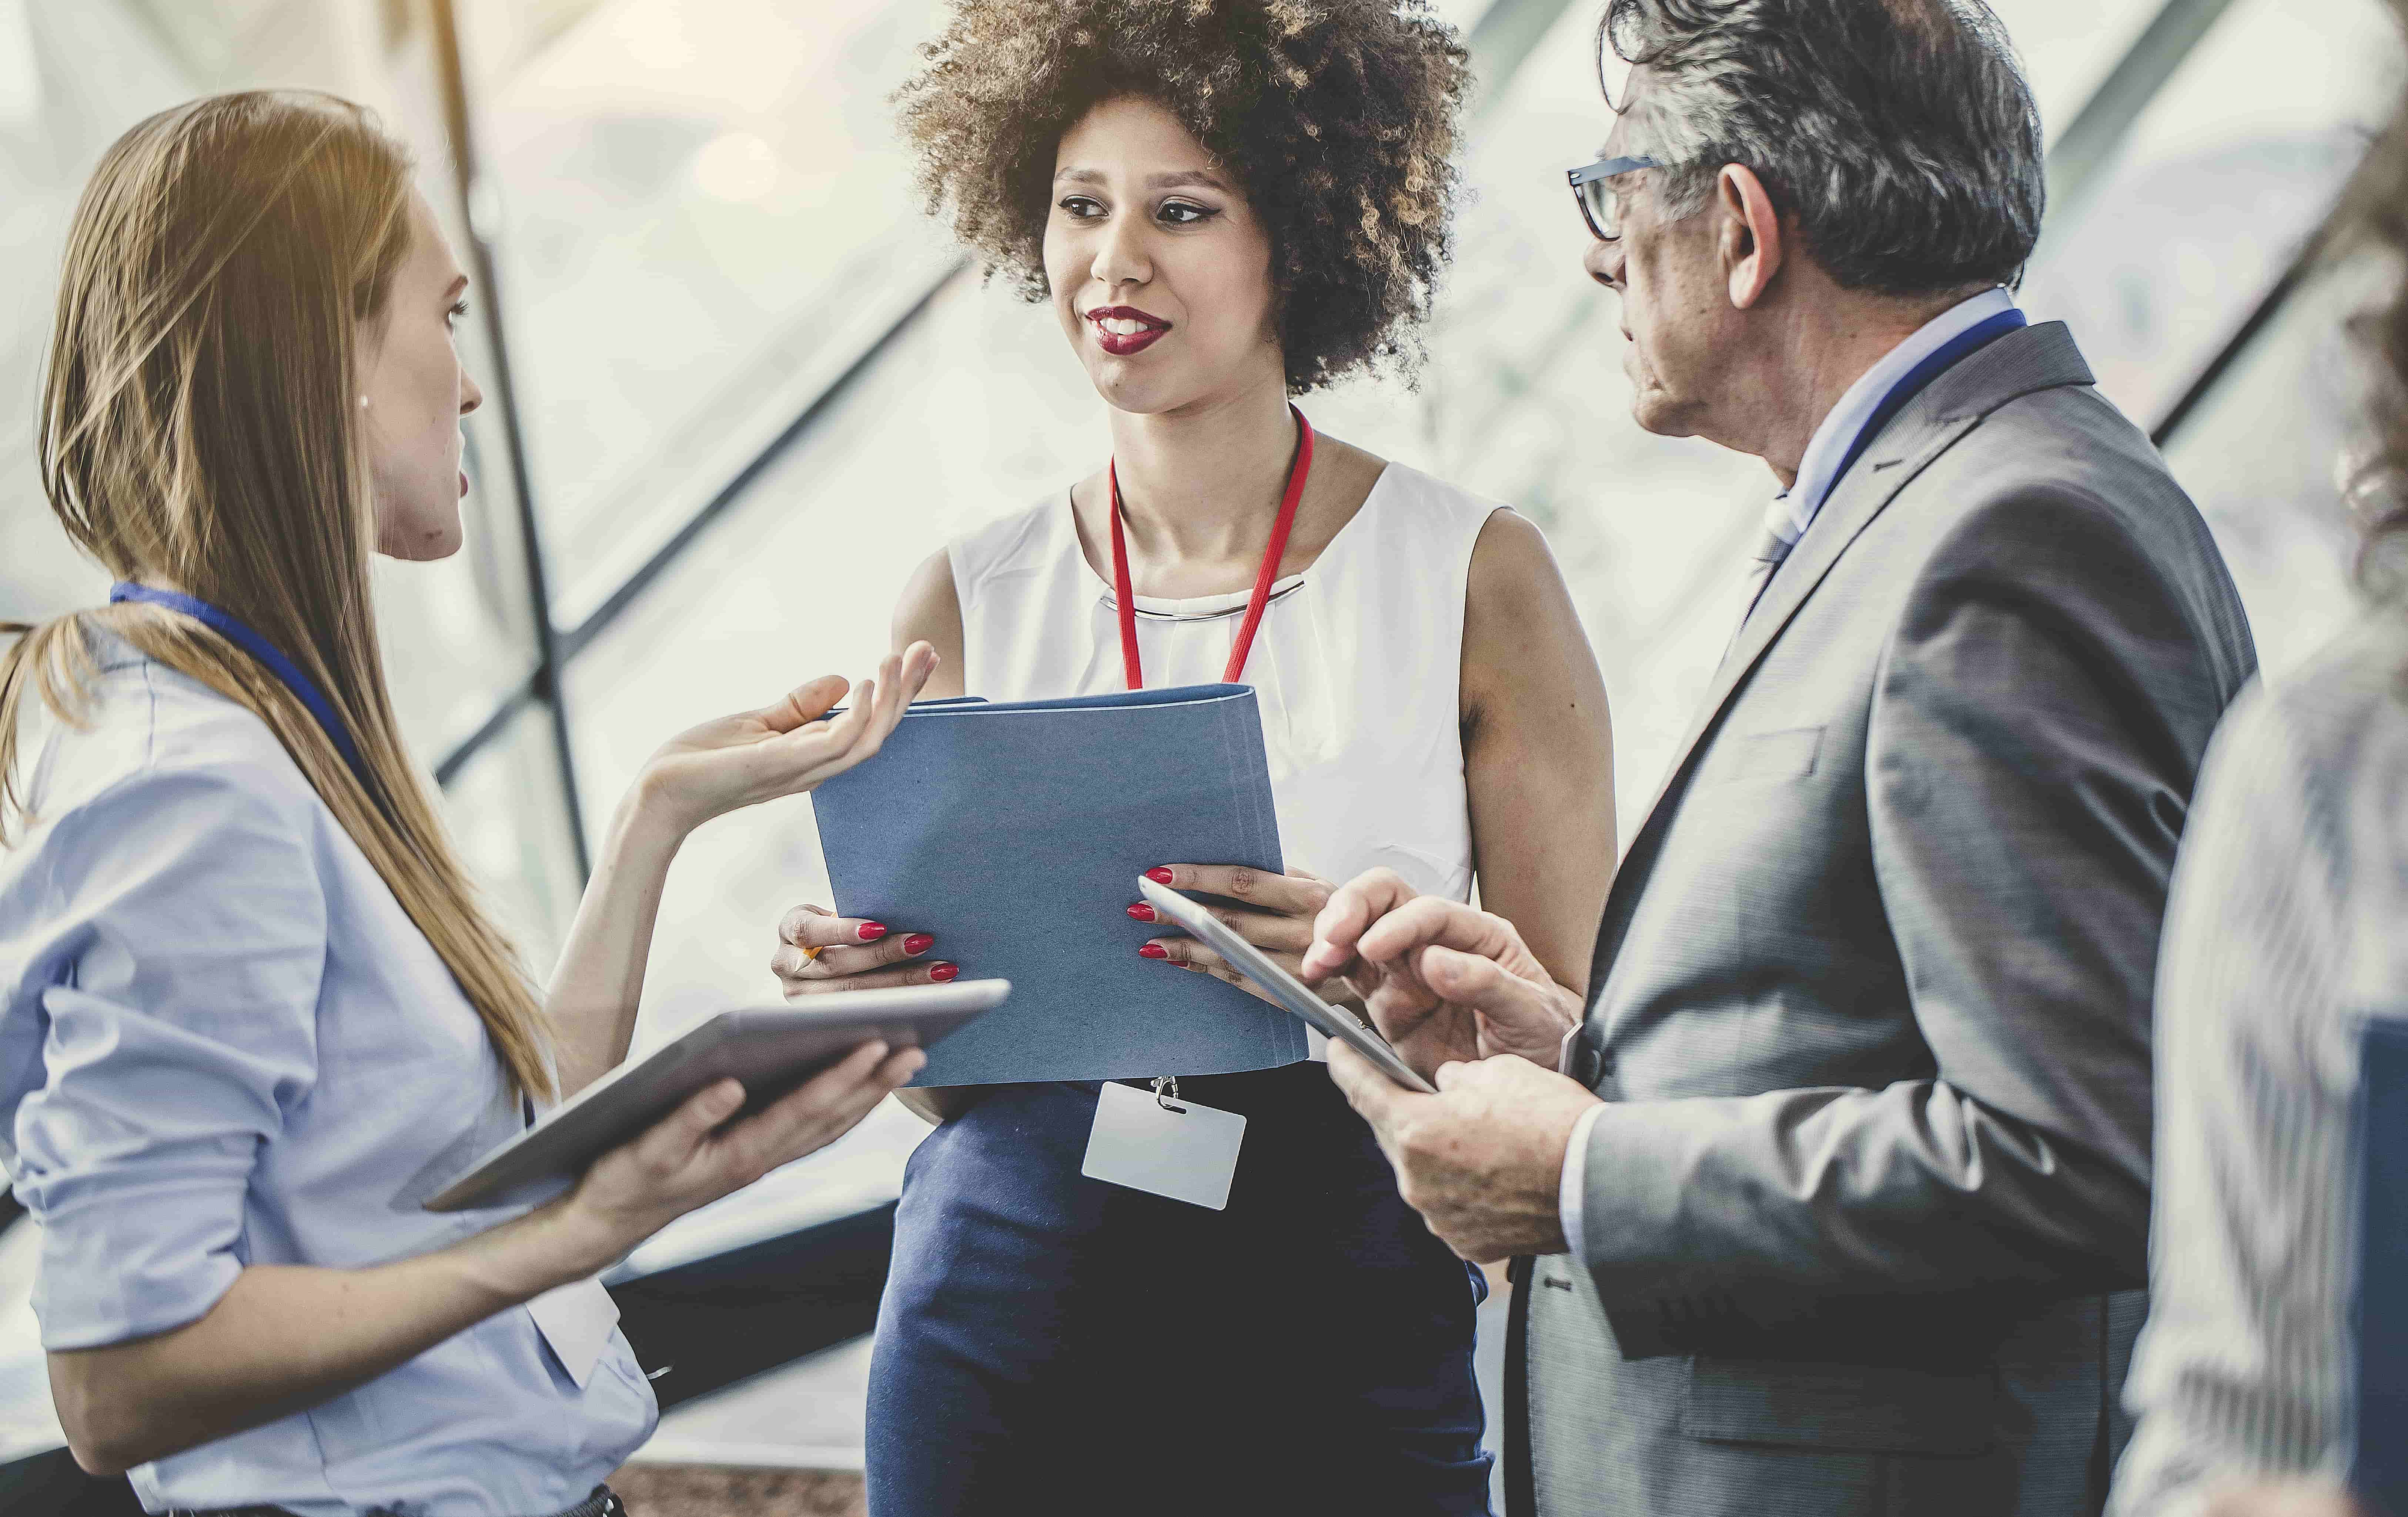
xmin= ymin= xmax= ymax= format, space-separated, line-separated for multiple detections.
xmin=1108 ymin=405 xmax=1315 ymax=691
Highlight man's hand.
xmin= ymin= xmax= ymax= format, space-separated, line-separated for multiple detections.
xmin=1325 ymin=1042 xmax=1600 ymax=1263
xmin=1304 ymin=868 xmax=1580 ymax=1080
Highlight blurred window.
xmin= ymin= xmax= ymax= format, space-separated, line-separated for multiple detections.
xmin=460 ymin=0 xmax=963 ymax=623
xmin=0 ymin=0 xmax=568 ymax=940
xmin=2161 ymin=262 xmax=2381 ymax=679
xmin=2022 ymin=0 xmax=2402 ymax=426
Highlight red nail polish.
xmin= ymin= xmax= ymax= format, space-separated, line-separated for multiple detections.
xmin=1145 ymin=868 xmax=1176 ymax=885
xmin=929 ymin=961 xmax=960 ymax=982
xmin=857 ymin=922 xmax=889 ymax=942
xmin=1126 ymin=903 xmax=1157 ymax=922
xmin=1138 ymin=944 xmax=1169 ymax=960
xmin=903 ymin=933 xmax=936 ymax=956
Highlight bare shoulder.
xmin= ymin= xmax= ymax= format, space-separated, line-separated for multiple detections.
xmin=1461 ymin=509 xmax=1603 ymax=720
xmin=893 ymin=549 xmax=967 ymax=699
xmin=1312 ymin=433 xmax=1389 ymax=505
xmin=1065 ymin=466 xmax=1111 ymax=520
xmin=1466 ymin=509 xmax=1573 ymax=620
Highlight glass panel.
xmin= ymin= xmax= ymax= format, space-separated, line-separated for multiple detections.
xmin=0 ymin=0 xmax=190 ymax=626
xmin=1995 ymin=0 xmax=2174 ymax=136
xmin=0 ymin=0 xmax=545 ymax=765
xmin=462 ymin=0 xmax=963 ymax=620
xmin=2020 ymin=0 xmax=2402 ymax=426
xmin=2162 ymin=261 xmax=2376 ymax=680
xmin=438 ymin=695 xmax=586 ymax=975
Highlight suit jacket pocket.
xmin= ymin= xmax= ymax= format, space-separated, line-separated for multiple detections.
xmin=1679 ymin=1354 xmax=1997 ymax=1455
xmin=1701 ymin=725 xmax=1824 ymax=785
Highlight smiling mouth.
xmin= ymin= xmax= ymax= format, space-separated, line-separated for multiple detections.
xmin=1087 ymin=305 xmax=1171 ymax=356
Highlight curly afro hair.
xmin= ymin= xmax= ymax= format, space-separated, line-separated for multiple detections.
xmin=894 ymin=0 xmax=1471 ymax=394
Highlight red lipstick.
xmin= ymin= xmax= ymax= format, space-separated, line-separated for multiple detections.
xmin=1087 ymin=304 xmax=1171 ymax=357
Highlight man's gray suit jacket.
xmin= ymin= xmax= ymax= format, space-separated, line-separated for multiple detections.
xmin=1516 ymin=322 xmax=2257 ymax=1517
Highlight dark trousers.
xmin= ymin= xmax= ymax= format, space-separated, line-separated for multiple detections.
xmin=866 ymin=1064 xmax=1494 ymax=1516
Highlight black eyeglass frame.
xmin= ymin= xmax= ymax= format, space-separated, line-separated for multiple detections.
xmin=1567 ymin=153 xmax=1662 ymax=242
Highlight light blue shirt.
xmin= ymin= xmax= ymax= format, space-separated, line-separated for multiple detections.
xmin=1560 ymin=286 xmax=2024 ymax=1263
xmin=0 ymin=630 xmax=655 ymax=1516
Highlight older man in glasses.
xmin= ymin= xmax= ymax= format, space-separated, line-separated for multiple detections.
xmin=1305 ymin=1 xmax=2259 ymax=1514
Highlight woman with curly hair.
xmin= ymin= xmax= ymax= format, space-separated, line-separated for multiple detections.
xmin=770 ymin=2 xmax=1614 ymax=1509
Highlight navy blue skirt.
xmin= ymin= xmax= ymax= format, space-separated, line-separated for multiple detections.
xmin=865 ymin=1062 xmax=1493 ymax=1515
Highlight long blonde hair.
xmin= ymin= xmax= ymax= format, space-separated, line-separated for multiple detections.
xmin=0 ymin=90 xmax=553 ymax=1100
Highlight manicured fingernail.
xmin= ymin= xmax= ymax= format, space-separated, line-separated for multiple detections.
xmin=903 ymin=933 xmax=936 ymax=956
xmin=857 ymin=922 xmax=889 ymax=942
xmin=929 ymin=961 xmax=960 ymax=982
xmin=1126 ymin=903 xmax=1157 ymax=922
xmin=1138 ymin=944 xmax=1169 ymax=960
xmin=1146 ymin=868 xmax=1175 ymax=885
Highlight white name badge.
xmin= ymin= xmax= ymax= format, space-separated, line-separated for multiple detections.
xmin=527 ymin=1275 xmax=621 ymax=1388
xmin=1082 ymin=1081 xmax=1246 ymax=1210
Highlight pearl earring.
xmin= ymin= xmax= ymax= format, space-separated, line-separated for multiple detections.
xmin=358 ymin=395 xmax=371 ymax=409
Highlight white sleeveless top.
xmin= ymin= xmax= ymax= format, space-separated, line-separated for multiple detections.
xmin=949 ymin=462 xmax=1502 ymax=903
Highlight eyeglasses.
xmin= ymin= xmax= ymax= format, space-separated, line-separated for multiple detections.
xmin=1566 ymin=154 xmax=1661 ymax=242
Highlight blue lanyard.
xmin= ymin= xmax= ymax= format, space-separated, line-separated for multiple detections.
xmin=108 ymin=582 xmax=371 ymax=790
xmin=1824 ymin=307 xmax=2028 ymax=507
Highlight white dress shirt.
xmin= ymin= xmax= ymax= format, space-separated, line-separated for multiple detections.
xmin=1560 ymin=285 xmax=2022 ymax=1265
xmin=0 ymin=630 xmax=656 ymax=1516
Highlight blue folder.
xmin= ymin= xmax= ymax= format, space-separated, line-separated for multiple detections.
xmin=808 ymin=683 xmax=1308 ymax=1086
xmin=2358 ymin=1017 xmax=2408 ymax=1514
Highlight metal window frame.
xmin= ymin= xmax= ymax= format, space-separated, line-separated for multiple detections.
xmin=426 ymin=0 xmax=590 ymax=877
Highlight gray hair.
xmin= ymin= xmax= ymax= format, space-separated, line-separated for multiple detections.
xmin=1605 ymin=0 xmax=2045 ymax=295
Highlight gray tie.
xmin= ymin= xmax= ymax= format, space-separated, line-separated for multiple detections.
xmin=1723 ymin=514 xmax=1799 ymax=667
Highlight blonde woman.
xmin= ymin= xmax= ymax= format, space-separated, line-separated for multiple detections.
xmin=0 ymin=92 xmax=933 ymax=1517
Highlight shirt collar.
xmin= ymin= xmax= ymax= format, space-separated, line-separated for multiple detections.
xmin=1769 ymin=285 xmax=2019 ymax=546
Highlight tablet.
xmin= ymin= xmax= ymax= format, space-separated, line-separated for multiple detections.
xmin=424 ymin=979 xmax=1010 ymax=1212
xmin=1138 ymin=877 xmax=1436 ymax=1094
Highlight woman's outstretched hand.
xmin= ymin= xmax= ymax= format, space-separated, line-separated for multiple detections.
xmin=636 ymin=643 xmax=938 ymax=834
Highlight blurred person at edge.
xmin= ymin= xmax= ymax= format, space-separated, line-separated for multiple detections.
xmin=765 ymin=1 xmax=1614 ymax=1510
xmin=2109 ymin=0 xmax=2408 ymax=1510
xmin=1299 ymin=1 xmax=2258 ymax=1514
xmin=0 ymin=91 xmax=936 ymax=1517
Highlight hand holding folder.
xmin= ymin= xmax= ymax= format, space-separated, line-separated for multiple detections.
xmin=809 ymin=684 xmax=1309 ymax=1086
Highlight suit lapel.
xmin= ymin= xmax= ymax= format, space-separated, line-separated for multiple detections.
xmin=1586 ymin=323 xmax=2099 ymax=1005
